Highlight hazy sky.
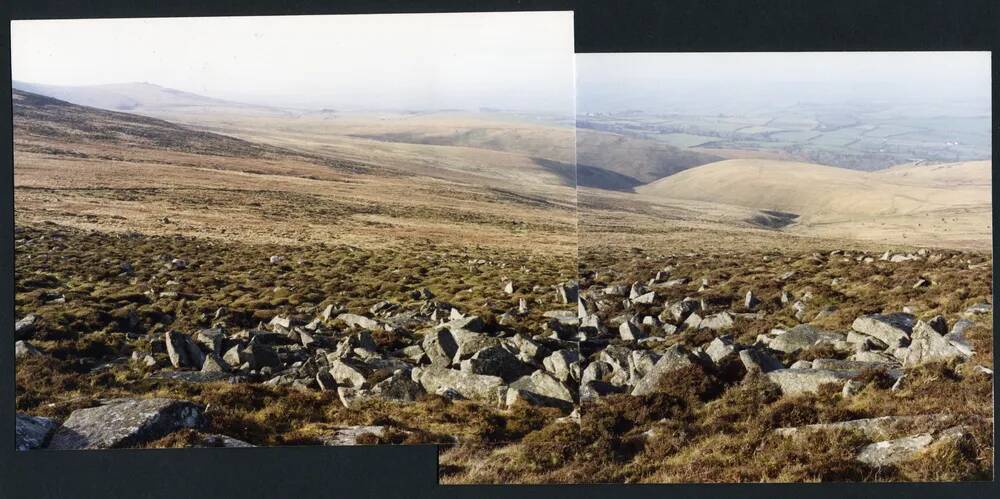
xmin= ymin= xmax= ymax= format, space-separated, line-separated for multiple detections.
xmin=11 ymin=12 xmax=575 ymax=113
xmin=577 ymin=52 xmax=992 ymax=114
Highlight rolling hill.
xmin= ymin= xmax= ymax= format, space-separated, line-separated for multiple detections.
xmin=636 ymin=158 xmax=992 ymax=249
xmin=575 ymin=129 xmax=723 ymax=190
xmin=12 ymin=88 xmax=363 ymax=172
xmin=639 ymin=159 xmax=990 ymax=219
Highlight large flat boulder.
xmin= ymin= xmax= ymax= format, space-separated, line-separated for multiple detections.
xmin=775 ymin=414 xmax=953 ymax=441
xmin=48 ymin=398 xmax=205 ymax=450
xmin=450 ymin=330 xmax=502 ymax=363
xmin=320 ymin=426 xmax=387 ymax=446
xmin=154 ymin=370 xmax=239 ymax=383
xmin=460 ymin=346 xmax=532 ymax=382
xmin=763 ymin=325 xmax=846 ymax=354
xmin=766 ymin=368 xmax=858 ymax=396
xmin=336 ymin=313 xmax=380 ymax=331
xmin=700 ymin=311 xmax=735 ymax=331
xmin=413 ymin=366 xmax=504 ymax=404
xmin=856 ymin=426 xmax=969 ymax=466
xmin=811 ymin=358 xmax=903 ymax=379
xmin=508 ymin=370 xmax=574 ymax=409
xmin=851 ymin=313 xmax=915 ymax=347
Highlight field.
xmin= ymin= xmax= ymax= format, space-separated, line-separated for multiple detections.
xmin=521 ymin=176 xmax=995 ymax=483
xmin=638 ymin=159 xmax=992 ymax=250
xmin=13 ymin=88 xmax=585 ymax=460
xmin=556 ymin=97 xmax=993 ymax=483
xmin=10 ymin=83 xmax=994 ymax=484
xmin=578 ymin=101 xmax=991 ymax=173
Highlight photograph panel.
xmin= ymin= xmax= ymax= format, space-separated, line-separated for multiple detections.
xmin=12 ymin=12 xmax=580 ymax=455
xmin=569 ymin=52 xmax=992 ymax=483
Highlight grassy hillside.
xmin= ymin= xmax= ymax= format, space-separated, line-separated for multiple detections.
xmin=576 ymin=129 xmax=723 ymax=189
xmin=635 ymin=158 xmax=992 ymax=250
xmin=13 ymin=89 xmax=362 ymax=171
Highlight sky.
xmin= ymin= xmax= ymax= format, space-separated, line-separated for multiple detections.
xmin=11 ymin=12 xmax=575 ymax=113
xmin=577 ymin=52 xmax=992 ymax=115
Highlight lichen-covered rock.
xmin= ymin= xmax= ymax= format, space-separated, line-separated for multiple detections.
xmin=200 ymin=352 xmax=231 ymax=373
xmin=762 ymin=325 xmax=846 ymax=354
xmin=320 ymin=425 xmax=387 ymax=445
xmin=851 ymin=313 xmax=915 ymax=347
xmin=48 ymin=398 xmax=205 ymax=450
xmin=421 ymin=328 xmax=459 ymax=367
xmin=944 ymin=319 xmax=976 ymax=357
xmin=775 ymin=414 xmax=953 ymax=441
xmin=739 ymin=348 xmax=783 ymax=373
xmin=766 ymin=368 xmax=858 ymax=395
xmin=413 ymin=366 xmax=505 ymax=404
xmin=542 ymin=349 xmax=582 ymax=382
xmin=631 ymin=345 xmax=700 ymax=396
xmin=336 ymin=313 xmax=380 ymax=331
xmin=903 ymin=320 xmax=969 ymax=367
xmin=328 ymin=358 xmax=371 ymax=388
xmin=704 ymin=336 xmax=737 ymax=363
xmin=627 ymin=349 xmax=661 ymax=385
xmin=508 ymin=370 xmax=574 ymax=409
xmin=460 ymin=345 xmax=530 ymax=382
xmin=15 ymin=413 xmax=58 ymax=450
xmin=165 ymin=330 xmax=205 ymax=369
xmin=856 ymin=426 xmax=969 ymax=466
xmin=700 ymin=311 xmax=734 ymax=331
xmin=811 ymin=358 xmax=903 ymax=378
xmin=370 ymin=370 xmax=424 ymax=401
xmin=449 ymin=329 xmax=502 ymax=363
xmin=618 ymin=320 xmax=644 ymax=341
xmin=197 ymin=434 xmax=255 ymax=448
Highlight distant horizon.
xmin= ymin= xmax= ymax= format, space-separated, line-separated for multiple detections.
xmin=577 ymin=52 xmax=992 ymax=116
xmin=11 ymin=79 xmax=572 ymax=117
xmin=11 ymin=13 xmax=576 ymax=115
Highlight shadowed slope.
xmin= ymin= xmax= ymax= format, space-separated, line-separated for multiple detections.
xmin=13 ymin=89 xmax=366 ymax=172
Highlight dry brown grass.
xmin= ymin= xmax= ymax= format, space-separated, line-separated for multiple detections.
xmin=442 ymin=238 xmax=993 ymax=483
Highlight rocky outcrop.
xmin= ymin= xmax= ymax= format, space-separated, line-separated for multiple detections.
xmin=48 ymin=398 xmax=205 ymax=450
xmin=413 ymin=366 xmax=504 ymax=404
xmin=851 ymin=313 xmax=915 ymax=347
xmin=631 ymin=345 xmax=700 ymax=396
